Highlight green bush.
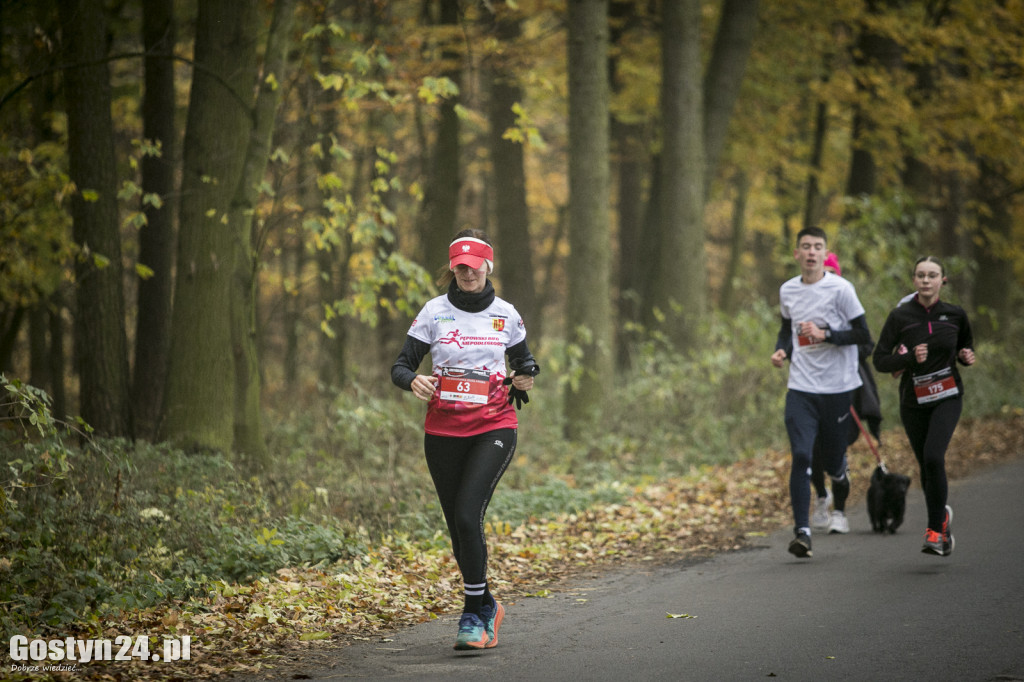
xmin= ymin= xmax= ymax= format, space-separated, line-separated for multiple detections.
xmin=0 ymin=431 xmax=366 ymax=636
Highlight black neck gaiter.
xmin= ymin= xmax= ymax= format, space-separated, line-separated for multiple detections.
xmin=447 ymin=278 xmax=495 ymax=313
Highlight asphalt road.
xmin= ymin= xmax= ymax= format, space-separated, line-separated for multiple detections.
xmin=290 ymin=456 xmax=1024 ymax=681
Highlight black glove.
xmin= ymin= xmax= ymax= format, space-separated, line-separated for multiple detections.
xmin=503 ymin=357 xmax=539 ymax=409
xmin=506 ymin=386 xmax=530 ymax=409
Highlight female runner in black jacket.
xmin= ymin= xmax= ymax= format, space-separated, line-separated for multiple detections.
xmin=873 ymin=256 xmax=975 ymax=556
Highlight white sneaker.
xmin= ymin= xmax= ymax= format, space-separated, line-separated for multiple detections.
xmin=828 ymin=510 xmax=850 ymax=534
xmin=812 ymin=490 xmax=833 ymax=528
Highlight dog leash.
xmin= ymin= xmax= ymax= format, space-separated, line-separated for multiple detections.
xmin=849 ymin=405 xmax=886 ymax=472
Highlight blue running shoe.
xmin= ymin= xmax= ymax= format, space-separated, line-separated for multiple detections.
xmin=454 ymin=612 xmax=488 ymax=650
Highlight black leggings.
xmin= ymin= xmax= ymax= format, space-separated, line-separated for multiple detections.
xmin=424 ymin=429 xmax=516 ymax=587
xmin=900 ymin=397 xmax=962 ymax=531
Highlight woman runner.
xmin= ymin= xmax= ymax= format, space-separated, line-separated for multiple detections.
xmin=872 ymin=256 xmax=975 ymax=556
xmin=391 ymin=229 xmax=539 ymax=649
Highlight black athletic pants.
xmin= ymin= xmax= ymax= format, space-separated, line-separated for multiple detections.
xmin=900 ymin=397 xmax=961 ymax=532
xmin=424 ymin=428 xmax=516 ymax=611
xmin=785 ymin=389 xmax=853 ymax=531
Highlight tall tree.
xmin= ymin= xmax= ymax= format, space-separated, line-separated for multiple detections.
xmin=486 ymin=2 xmax=537 ymax=332
xmin=26 ymin=0 xmax=64 ymax=414
xmin=227 ymin=0 xmax=297 ymax=459
xmin=844 ymin=1 xmax=903 ymax=201
xmin=719 ymin=171 xmax=749 ymax=313
xmin=305 ymin=9 xmax=350 ymax=390
xmin=609 ymin=0 xmax=650 ymax=368
xmin=58 ymin=0 xmax=132 ymax=437
xmin=702 ymin=0 xmax=759 ymax=198
xmin=972 ymin=159 xmax=1015 ymax=339
xmin=564 ymin=0 xmax=612 ymax=438
xmin=133 ymin=0 xmax=177 ymax=440
xmin=161 ymin=0 xmax=260 ymax=451
xmin=420 ymin=0 xmax=463 ymax=264
xmin=654 ymin=0 xmax=704 ymax=343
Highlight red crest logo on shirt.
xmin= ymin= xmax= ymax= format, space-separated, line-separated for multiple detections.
xmin=492 ymin=318 xmax=505 ymax=331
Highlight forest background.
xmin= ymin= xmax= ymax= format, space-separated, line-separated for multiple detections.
xmin=1 ymin=0 xmax=1023 ymax=651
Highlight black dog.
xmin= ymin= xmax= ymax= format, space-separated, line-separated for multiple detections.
xmin=867 ymin=465 xmax=911 ymax=534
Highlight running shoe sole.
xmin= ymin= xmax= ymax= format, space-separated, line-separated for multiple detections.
xmin=788 ymin=536 xmax=812 ymax=558
xmin=485 ymin=601 xmax=504 ymax=648
xmin=943 ymin=505 xmax=954 ymax=556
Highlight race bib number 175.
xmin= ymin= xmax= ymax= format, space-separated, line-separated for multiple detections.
xmin=913 ymin=367 xmax=959 ymax=404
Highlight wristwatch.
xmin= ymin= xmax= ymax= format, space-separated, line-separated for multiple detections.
xmin=824 ymin=328 xmax=832 ymax=341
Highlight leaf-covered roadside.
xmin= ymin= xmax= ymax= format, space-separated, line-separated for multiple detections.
xmin=38 ymin=413 xmax=1024 ymax=681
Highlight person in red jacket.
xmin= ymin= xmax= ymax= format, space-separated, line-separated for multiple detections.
xmin=391 ymin=229 xmax=538 ymax=649
xmin=872 ymin=256 xmax=975 ymax=556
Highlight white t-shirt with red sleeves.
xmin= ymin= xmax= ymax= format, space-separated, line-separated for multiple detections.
xmin=407 ymin=293 xmax=527 ymax=437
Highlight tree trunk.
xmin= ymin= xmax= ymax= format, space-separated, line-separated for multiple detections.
xmin=754 ymin=229 xmax=779 ymax=306
xmin=27 ymin=1 xmax=61 ymax=402
xmin=133 ymin=0 xmax=177 ymax=440
xmin=803 ymin=98 xmax=828 ymax=229
xmin=28 ymin=307 xmax=49 ymax=388
xmin=308 ymin=29 xmax=350 ymax=389
xmin=564 ymin=0 xmax=612 ymax=439
xmin=58 ymin=0 xmax=132 ymax=437
xmin=844 ymin=3 xmax=902 ymax=201
xmin=613 ymin=117 xmax=646 ymax=367
xmin=972 ymin=160 xmax=1014 ymax=341
xmin=639 ymin=155 xmax=663 ymax=330
xmin=228 ymin=0 xmax=296 ymax=460
xmin=48 ymin=302 xmax=67 ymax=418
xmin=487 ymin=5 xmax=537 ymax=331
xmin=420 ymin=0 xmax=462 ymax=266
xmin=609 ymin=0 xmax=647 ymax=368
xmin=720 ymin=171 xmax=749 ymax=314
xmin=703 ymin=0 xmax=759 ymax=199
xmin=0 ymin=308 xmax=26 ymax=375
xmin=162 ymin=0 xmax=259 ymax=451
xmin=655 ymin=0 xmax=705 ymax=343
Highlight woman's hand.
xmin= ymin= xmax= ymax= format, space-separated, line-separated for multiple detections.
xmin=958 ymin=348 xmax=976 ymax=366
xmin=913 ymin=343 xmax=928 ymax=363
xmin=511 ymin=374 xmax=534 ymax=391
xmin=410 ymin=375 xmax=438 ymax=401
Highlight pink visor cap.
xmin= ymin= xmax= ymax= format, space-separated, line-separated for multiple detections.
xmin=823 ymin=252 xmax=842 ymax=277
xmin=449 ymin=237 xmax=494 ymax=272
